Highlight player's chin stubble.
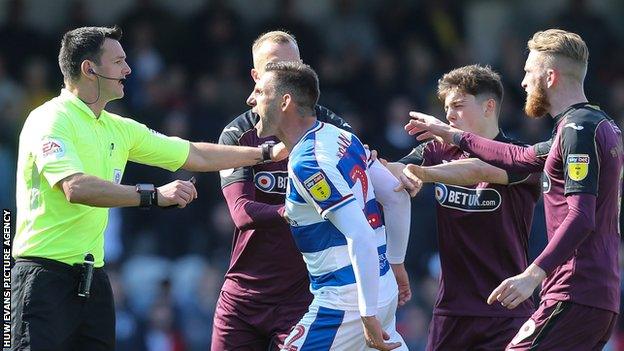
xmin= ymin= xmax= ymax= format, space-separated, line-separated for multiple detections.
xmin=524 ymin=82 xmax=550 ymax=118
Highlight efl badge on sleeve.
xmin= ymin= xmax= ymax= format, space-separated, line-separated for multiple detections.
xmin=304 ymin=172 xmax=331 ymax=201
xmin=567 ymin=154 xmax=589 ymax=181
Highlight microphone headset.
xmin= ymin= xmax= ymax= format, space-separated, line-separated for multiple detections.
xmin=82 ymin=68 xmax=125 ymax=105
xmin=88 ymin=68 xmax=122 ymax=81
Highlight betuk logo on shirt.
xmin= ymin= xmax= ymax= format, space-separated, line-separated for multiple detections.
xmin=434 ymin=183 xmax=501 ymax=212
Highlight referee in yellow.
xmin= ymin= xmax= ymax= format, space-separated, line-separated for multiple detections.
xmin=11 ymin=26 xmax=282 ymax=351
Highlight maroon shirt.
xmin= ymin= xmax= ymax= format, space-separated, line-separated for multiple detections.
xmin=457 ymin=103 xmax=623 ymax=313
xmin=218 ymin=106 xmax=353 ymax=303
xmin=400 ymin=132 xmax=540 ymax=317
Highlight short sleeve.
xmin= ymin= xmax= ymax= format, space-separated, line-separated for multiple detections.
xmin=125 ymin=119 xmax=190 ymax=171
xmin=291 ymin=157 xmax=355 ymax=219
xmin=560 ymin=120 xmax=600 ymax=195
xmin=532 ymin=139 xmax=553 ymax=158
xmin=34 ymin=113 xmax=84 ymax=186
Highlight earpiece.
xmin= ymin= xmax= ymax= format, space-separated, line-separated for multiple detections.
xmin=88 ymin=68 xmax=95 ymax=74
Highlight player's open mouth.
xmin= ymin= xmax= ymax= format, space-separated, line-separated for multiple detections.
xmin=119 ymin=78 xmax=126 ymax=86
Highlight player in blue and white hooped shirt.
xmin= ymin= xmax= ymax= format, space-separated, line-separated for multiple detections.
xmin=284 ymin=121 xmax=406 ymax=351
xmin=250 ymin=60 xmax=408 ymax=350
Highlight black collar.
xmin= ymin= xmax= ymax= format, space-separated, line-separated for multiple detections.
xmin=553 ymin=102 xmax=594 ymax=125
xmin=493 ymin=130 xmax=508 ymax=142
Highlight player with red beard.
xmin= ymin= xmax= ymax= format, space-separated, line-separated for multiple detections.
xmin=406 ymin=29 xmax=622 ymax=350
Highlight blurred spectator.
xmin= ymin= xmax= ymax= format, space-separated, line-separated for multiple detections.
xmin=0 ymin=54 xmax=25 ymax=148
xmin=380 ymin=96 xmax=417 ymax=160
xmin=21 ymin=57 xmax=54 ymax=115
xmin=63 ymin=0 xmax=92 ymax=32
xmin=554 ymin=0 xmax=621 ymax=99
xmin=145 ymin=298 xmax=185 ymax=351
xmin=110 ymin=269 xmax=146 ymax=351
xmin=104 ymin=208 xmax=124 ymax=265
xmin=0 ymin=0 xmax=50 ymax=79
xmin=0 ymin=143 xmax=15 ymax=211
xmin=324 ymin=0 xmax=380 ymax=60
xmin=256 ymin=0 xmax=323 ymax=67
xmin=185 ymin=0 xmax=244 ymax=71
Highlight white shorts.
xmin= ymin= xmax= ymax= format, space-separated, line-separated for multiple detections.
xmin=281 ymin=297 xmax=407 ymax=351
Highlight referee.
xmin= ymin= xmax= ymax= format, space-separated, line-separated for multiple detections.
xmin=11 ymin=26 xmax=282 ymax=351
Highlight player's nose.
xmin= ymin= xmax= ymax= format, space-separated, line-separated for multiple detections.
xmin=445 ymin=111 xmax=457 ymax=123
xmin=521 ymin=77 xmax=528 ymax=90
xmin=246 ymin=94 xmax=256 ymax=107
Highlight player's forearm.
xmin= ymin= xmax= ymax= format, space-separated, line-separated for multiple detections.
xmin=533 ymin=193 xmax=596 ymax=274
xmin=369 ymin=160 xmax=411 ymax=263
xmin=222 ymin=182 xmax=287 ymax=230
xmin=327 ymin=202 xmax=380 ymax=316
xmin=60 ymin=173 xmax=140 ymax=207
xmin=416 ymin=158 xmax=509 ymax=185
xmin=183 ymin=142 xmax=265 ymax=172
xmin=347 ymin=233 xmax=380 ymax=316
xmin=456 ymin=132 xmax=544 ymax=173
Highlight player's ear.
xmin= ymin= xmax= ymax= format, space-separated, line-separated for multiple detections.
xmin=281 ymin=94 xmax=291 ymax=111
xmin=485 ymin=98 xmax=496 ymax=117
xmin=546 ymin=68 xmax=558 ymax=88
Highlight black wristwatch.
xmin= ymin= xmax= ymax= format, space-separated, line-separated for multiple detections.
xmin=136 ymin=183 xmax=156 ymax=209
xmin=259 ymin=143 xmax=273 ymax=164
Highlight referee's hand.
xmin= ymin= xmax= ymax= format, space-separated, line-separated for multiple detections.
xmin=157 ymin=179 xmax=198 ymax=208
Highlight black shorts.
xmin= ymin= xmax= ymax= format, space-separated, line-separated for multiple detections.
xmin=10 ymin=257 xmax=115 ymax=351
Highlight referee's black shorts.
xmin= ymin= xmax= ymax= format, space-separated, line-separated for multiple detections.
xmin=10 ymin=257 xmax=115 ymax=351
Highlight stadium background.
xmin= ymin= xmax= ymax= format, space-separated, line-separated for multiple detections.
xmin=0 ymin=0 xmax=623 ymax=349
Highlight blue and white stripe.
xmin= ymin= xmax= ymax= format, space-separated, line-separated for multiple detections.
xmin=286 ymin=122 xmax=397 ymax=311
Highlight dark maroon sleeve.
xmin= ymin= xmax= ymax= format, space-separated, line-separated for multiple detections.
xmin=457 ymin=132 xmax=547 ymax=173
xmin=533 ymin=193 xmax=597 ymax=274
xmin=221 ymin=181 xmax=286 ymax=230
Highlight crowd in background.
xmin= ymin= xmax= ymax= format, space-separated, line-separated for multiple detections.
xmin=1 ymin=0 xmax=624 ymax=350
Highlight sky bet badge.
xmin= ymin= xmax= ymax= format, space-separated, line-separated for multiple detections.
xmin=305 ymin=171 xmax=331 ymax=201
xmin=567 ymin=154 xmax=590 ymax=181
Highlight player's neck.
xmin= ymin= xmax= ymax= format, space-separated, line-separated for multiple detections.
xmin=548 ymin=86 xmax=588 ymax=117
xmin=280 ymin=116 xmax=317 ymax=151
xmin=477 ymin=122 xmax=500 ymax=140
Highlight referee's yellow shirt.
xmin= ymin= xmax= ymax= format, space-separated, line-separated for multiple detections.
xmin=14 ymin=89 xmax=190 ymax=267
